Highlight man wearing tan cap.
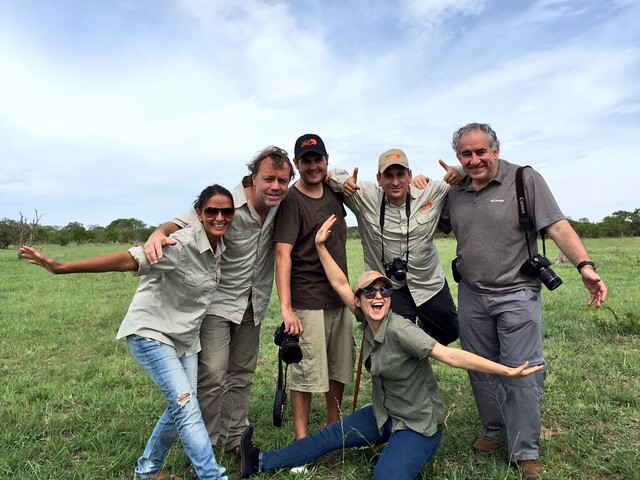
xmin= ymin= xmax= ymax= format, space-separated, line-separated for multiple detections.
xmin=328 ymin=148 xmax=459 ymax=345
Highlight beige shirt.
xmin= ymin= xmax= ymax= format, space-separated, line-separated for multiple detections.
xmin=116 ymin=221 xmax=225 ymax=356
xmin=174 ymin=181 xmax=278 ymax=324
xmin=357 ymin=309 xmax=444 ymax=437
xmin=330 ymin=169 xmax=449 ymax=305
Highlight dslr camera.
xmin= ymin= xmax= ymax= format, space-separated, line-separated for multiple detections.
xmin=520 ymin=254 xmax=563 ymax=291
xmin=274 ymin=322 xmax=302 ymax=365
xmin=384 ymin=257 xmax=408 ymax=281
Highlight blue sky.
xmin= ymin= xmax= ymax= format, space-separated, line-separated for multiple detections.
xmin=1 ymin=0 xmax=638 ymax=228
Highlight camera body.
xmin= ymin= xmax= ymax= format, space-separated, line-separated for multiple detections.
xmin=520 ymin=254 xmax=563 ymax=290
xmin=384 ymin=257 xmax=408 ymax=281
xmin=274 ymin=323 xmax=302 ymax=364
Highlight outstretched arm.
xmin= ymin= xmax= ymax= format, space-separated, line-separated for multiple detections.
xmin=430 ymin=343 xmax=544 ymax=378
xmin=546 ymin=219 xmax=607 ymax=308
xmin=143 ymin=221 xmax=181 ymax=264
xmin=20 ymin=245 xmax=139 ymax=274
xmin=315 ymin=215 xmax=356 ymax=312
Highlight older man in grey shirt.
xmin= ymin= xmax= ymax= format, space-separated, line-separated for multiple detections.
xmin=143 ymin=146 xmax=295 ymax=457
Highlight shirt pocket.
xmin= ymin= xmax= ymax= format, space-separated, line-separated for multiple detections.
xmin=414 ymin=202 xmax=438 ymax=226
xmin=182 ymin=273 xmax=217 ymax=303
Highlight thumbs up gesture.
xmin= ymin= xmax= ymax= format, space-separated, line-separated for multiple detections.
xmin=440 ymin=159 xmax=463 ymax=185
xmin=343 ymin=167 xmax=360 ymax=197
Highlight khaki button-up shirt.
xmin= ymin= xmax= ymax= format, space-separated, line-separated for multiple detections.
xmin=330 ymin=169 xmax=449 ymax=305
xmin=116 ymin=221 xmax=225 ymax=356
xmin=357 ymin=309 xmax=444 ymax=437
xmin=174 ymin=181 xmax=278 ymax=325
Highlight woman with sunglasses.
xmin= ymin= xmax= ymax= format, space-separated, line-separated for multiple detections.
xmin=239 ymin=214 xmax=544 ymax=480
xmin=20 ymin=185 xmax=234 ymax=480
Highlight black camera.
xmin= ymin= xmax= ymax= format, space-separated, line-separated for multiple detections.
xmin=274 ymin=323 xmax=302 ymax=364
xmin=384 ymin=257 xmax=408 ymax=281
xmin=520 ymin=254 xmax=563 ymax=291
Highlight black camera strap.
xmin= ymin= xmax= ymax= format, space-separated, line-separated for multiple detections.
xmin=379 ymin=193 xmax=410 ymax=268
xmin=516 ymin=166 xmax=548 ymax=258
xmin=277 ymin=350 xmax=289 ymax=392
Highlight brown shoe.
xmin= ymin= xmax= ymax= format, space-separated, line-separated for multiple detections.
xmin=472 ymin=435 xmax=500 ymax=453
xmin=517 ymin=459 xmax=543 ymax=479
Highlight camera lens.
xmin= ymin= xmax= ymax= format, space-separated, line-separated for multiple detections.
xmin=538 ymin=267 xmax=563 ymax=290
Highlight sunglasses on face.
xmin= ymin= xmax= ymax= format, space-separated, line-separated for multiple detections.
xmin=203 ymin=207 xmax=235 ymax=218
xmin=360 ymin=286 xmax=392 ymax=299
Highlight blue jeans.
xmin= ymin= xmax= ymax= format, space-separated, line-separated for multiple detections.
xmin=127 ymin=335 xmax=228 ymax=480
xmin=261 ymin=405 xmax=442 ymax=480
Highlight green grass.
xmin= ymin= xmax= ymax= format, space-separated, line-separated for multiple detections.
xmin=1 ymin=238 xmax=638 ymax=479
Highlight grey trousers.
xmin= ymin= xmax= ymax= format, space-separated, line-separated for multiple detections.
xmin=458 ymin=282 xmax=546 ymax=462
xmin=197 ymin=302 xmax=261 ymax=452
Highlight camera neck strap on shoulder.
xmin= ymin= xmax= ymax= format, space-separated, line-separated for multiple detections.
xmin=516 ymin=166 xmax=548 ymax=259
xmin=379 ymin=193 xmax=411 ymax=266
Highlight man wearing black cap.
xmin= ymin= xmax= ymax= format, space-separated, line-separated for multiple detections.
xmin=274 ymin=133 xmax=355 ymax=440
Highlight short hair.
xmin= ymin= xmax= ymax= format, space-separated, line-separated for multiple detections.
xmin=451 ymin=123 xmax=500 ymax=156
xmin=193 ymin=184 xmax=234 ymax=212
xmin=246 ymin=146 xmax=295 ymax=180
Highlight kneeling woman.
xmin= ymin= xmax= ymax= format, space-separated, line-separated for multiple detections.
xmin=240 ymin=214 xmax=544 ymax=480
xmin=20 ymin=185 xmax=234 ymax=480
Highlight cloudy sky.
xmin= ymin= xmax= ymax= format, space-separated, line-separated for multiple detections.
xmin=1 ymin=0 xmax=638 ymax=228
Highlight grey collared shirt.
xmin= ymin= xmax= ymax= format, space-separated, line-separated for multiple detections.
xmin=330 ymin=169 xmax=449 ymax=305
xmin=357 ymin=309 xmax=444 ymax=437
xmin=174 ymin=181 xmax=278 ymax=325
xmin=116 ymin=221 xmax=225 ymax=356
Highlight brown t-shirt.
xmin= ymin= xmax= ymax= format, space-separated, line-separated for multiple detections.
xmin=274 ymin=183 xmax=348 ymax=309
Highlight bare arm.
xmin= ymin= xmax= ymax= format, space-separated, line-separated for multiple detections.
xmin=20 ymin=245 xmax=138 ymax=274
xmin=275 ymin=242 xmax=303 ymax=336
xmin=430 ymin=343 xmax=544 ymax=378
xmin=545 ymin=219 xmax=607 ymax=308
xmin=315 ymin=215 xmax=356 ymax=312
xmin=142 ymin=221 xmax=181 ymax=264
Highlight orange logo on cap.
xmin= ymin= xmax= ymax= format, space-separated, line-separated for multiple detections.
xmin=384 ymin=153 xmax=401 ymax=160
xmin=301 ymin=139 xmax=318 ymax=147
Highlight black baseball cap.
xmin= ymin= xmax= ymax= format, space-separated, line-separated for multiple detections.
xmin=294 ymin=133 xmax=327 ymax=159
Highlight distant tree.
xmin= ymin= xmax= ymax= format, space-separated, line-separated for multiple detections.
xmin=599 ymin=214 xmax=630 ymax=237
xmin=105 ymin=218 xmax=149 ymax=243
xmin=569 ymin=217 xmax=598 ymax=238
xmin=0 ymin=218 xmax=19 ymax=249
xmin=61 ymin=221 xmax=88 ymax=244
xmin=17 ymin=210 xmax=44 ymax=256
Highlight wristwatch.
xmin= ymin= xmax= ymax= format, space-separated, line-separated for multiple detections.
xmin=576 ymin=260 xmax=596 ymax=272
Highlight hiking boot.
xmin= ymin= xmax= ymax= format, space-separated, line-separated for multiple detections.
xmin=240 ymin=425 xmax=260 ymax=478
xmin=472 ymin=435 xmax=500 ymax=453
xmin=517 ymin=459 xmax=543 ymax=479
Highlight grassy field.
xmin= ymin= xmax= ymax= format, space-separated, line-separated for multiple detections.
xmin=1 ymin=237 xmax=638 ymax=479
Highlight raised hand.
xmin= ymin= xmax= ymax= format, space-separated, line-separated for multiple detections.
xmin=439 ymin=159 xmax=463 ymax=185
xmin=343 ymin=167 xmax=360 ymax=197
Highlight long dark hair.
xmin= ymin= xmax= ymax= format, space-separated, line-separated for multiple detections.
xmin=193 ymin=184 xmax=234 ymax=212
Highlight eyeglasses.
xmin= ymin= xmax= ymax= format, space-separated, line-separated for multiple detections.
xmin=360 ymin=286 xmax=392 ymax=299
xmin=203 ymin=207 xmax=235 ymax=218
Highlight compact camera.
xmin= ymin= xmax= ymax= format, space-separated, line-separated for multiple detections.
xmin=384 ymin=257 xmax=408 ymax=281
xmin=274 ymin=323 xmax=302 ymax=364
xmin=520 ymin=254 xmax=563 ymax=291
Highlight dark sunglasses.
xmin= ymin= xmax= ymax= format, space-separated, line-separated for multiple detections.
xmin=203 ymin=207 xmax=235 ymax=218
xmin=360 ymin=286 xmax=392 ymax=299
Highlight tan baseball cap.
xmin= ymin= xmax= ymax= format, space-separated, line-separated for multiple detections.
xmin=378 ymin=148 xmax=409 ymax=173
xmin=353 ymin=270 xmax=393 ymax=293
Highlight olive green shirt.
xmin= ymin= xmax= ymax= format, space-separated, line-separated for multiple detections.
xmin=357 ymin=309 xmax=445 ymax=437
xmin=116 ymin=221 xmax=225 ymax=356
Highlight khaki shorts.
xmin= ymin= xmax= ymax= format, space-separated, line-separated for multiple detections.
xmin=289 ymin=306 xmax=355 ymax=393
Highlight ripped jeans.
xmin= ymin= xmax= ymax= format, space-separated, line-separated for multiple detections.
xmin=127 ymin=335 xmax=227 ymax=480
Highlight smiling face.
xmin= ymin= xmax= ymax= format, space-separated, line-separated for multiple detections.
xmin=355 ymin=279 xmax=392 ymax=322
xmin=294 ymin=152 xmax=328 ymax=187
xmin=456 ymin=129 xmax=500 ymax=190
xmin=197 ymin=193 xmax=235 ymax=246
xmin=377 ymin=164 xmax=412 ymax=206
xmin=252 ymin=157 xmax=292 ymax=209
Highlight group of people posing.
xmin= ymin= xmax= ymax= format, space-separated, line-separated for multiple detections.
xmin=21 ymin=123 xmax=607 ymax=480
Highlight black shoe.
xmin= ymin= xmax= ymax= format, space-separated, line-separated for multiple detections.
xmin=240 ymin=425 xmax=260 ymax=478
